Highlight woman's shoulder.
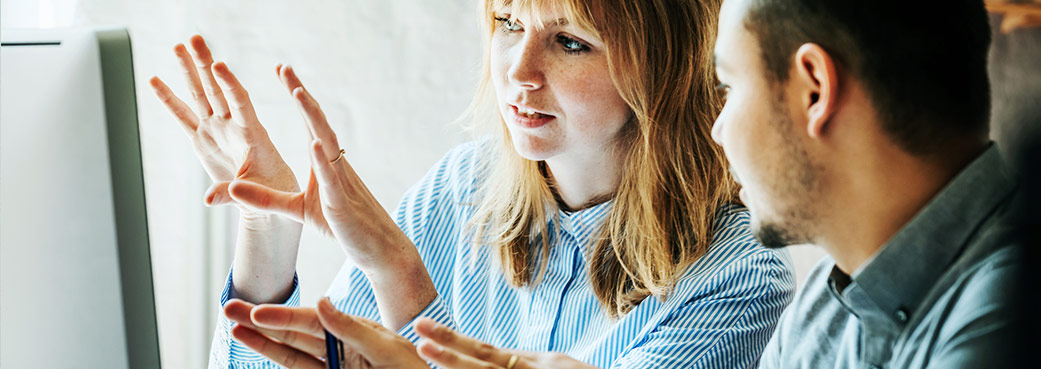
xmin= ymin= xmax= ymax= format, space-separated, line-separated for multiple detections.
xmin=677 ymin=203 xmax=796 ymax=294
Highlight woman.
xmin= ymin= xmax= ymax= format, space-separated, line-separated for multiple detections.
xmin=150 ymin=0 xmax=795 ymax=367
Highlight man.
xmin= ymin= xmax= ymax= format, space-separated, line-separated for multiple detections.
xmin=711 ymin=0 xmax=1026 ymax=368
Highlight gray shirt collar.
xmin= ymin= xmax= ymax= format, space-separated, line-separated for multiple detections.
xmin=827 ymin=144 xmax=1017 ymax=325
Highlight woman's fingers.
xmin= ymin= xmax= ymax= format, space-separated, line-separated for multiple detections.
xmin=224 ymin=299 xmax=259 ymax=327
xmin=278 ymin=65 xmax=315 ymax=142
xmin=225 ymin=300 xmax=327 ymax=359
xmin=416 ymin=340 xmax=508 ymax=369
xmin=250 ymin=305 xmax=325 ymax=339
xmin=315 ymin=297 xmax=395 ymax=359
xmin=187 ymin=35 xmax=231 ymax=119
xmin=238 ymin=325 xmax=327 ymax=363
xmin=203 ymin=181 xmax=233 ymax=206
xmin=292 ymin=86 xmax=342 ymax=160
xmin=172 ymin=43 xmax=212 ymax=117
xmin=231 ymin=325 xmax=326 ymax=369
xmin=414 ymin=318 xmax=513 ymax=366
xmin=148 ymin=76 xmax=199 ymax=135
xmin=212 ymin=61 xmax=262 ymax=127
xmin=277 ymin=64 xmax=305 ymax=99
xmin=309 ymin=140 xmax=347 ymax=208
xmin=228 ymin=180 xmax=306 ymax=223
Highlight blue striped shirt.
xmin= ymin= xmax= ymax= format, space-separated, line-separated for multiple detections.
xmin=209 ymin=141 xmax=796 ymax=368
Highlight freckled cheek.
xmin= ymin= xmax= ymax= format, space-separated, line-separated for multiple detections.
xmin=551 ymin=67 xmax=629 ymax=135
xmin=489 ymin=50 xmax=509 ymax=94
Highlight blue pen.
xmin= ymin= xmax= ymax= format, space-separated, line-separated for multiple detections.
xmin=325 ymin=329 xmax=343 ymax=369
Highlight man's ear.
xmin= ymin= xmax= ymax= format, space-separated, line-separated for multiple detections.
xmin=792 ymin=43 xmax=839 ymax=139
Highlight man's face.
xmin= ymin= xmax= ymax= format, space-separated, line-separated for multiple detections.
xmin=711 ymin=0 xmax=822 ymax=248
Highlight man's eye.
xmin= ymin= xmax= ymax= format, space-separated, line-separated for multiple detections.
xmin=494 ymin=17 xmax=523 ymax=32
xmin=716 ymin=83 xmax=731 ymax=97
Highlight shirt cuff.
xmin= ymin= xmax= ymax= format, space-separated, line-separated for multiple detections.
xmin=213 ymin=267 xmax=301 ymax=366
xmin=396 ymin=294 xmax=454 ymax=344
xmin=220 ymin=267 xmax=301 ymax=307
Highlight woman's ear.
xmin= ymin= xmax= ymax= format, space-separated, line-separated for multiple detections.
xmin=792 ymin=43 xmax=839 ymax=139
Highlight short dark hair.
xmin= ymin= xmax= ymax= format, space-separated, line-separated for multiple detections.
xmin=743 ymin=0 xmax=992 ymax=156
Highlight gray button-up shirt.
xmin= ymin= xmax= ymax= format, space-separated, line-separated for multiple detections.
xmin=760 ymin=145 xmax=1023 ymax=369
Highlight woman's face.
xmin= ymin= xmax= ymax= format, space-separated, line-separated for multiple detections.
xmin=490 ymin=6 xmax=631 ymax=162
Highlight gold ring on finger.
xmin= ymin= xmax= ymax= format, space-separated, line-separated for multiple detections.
xmin=506 ymin=354 xmax=519 ymax=369
xmin=330 ymin=149 xmax=346 ymax=164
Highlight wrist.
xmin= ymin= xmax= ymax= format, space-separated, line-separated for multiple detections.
xmin=361 ymin=247 xmax=438 ymax=330
xmin=360 ymin=246 xmax=430 ymax=289
xmin=353 ymin=230 xmax=423 ymax=276
xmin=239 ymin=209 xmax=299 ymax=231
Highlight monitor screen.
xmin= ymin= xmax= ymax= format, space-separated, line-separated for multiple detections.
xmin=0 ymin=27 xmax=160 ymax=369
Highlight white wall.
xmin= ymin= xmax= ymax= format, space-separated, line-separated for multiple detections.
xmin=1 ymin=1 xmax=825 ymax=368
xmin=4 ymin=1 xmax=476 ymax=367
xmin=788 ymin=245 xmax=827 ymax=286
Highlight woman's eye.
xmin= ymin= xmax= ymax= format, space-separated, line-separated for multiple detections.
xmin=494 ymin=17 xmax=523 ymax=32
xmin=557 ymin=35 xmax=591 ymax=55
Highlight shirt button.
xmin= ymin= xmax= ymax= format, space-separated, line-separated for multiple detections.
xmin=895 ymin=309 xmax=909 ymax=323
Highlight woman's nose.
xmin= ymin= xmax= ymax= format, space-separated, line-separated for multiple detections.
xmin=505 ymin=36 xmax=545 ymax=90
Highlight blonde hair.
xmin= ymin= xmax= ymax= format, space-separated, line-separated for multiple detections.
xmin=465 ymin=0 xmax=736 ymax=317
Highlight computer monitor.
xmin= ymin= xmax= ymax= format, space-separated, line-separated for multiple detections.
xmin=0 ymin=27 xmax=160 ymax=368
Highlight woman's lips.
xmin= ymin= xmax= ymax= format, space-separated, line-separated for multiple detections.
xmin=509 ymin=105 xmax=555 ymax=129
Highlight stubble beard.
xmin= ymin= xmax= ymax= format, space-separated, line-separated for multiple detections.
xmin=750 ymin=99 xmax=822 ymax=249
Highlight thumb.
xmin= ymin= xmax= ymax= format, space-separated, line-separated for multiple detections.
xmin=316 ymin=297 xmax=388 ymax=360
xmin=228 ymin=180 xmax=305 ymax=223
xmin=203 ymin=181 xmax=234 ymax=206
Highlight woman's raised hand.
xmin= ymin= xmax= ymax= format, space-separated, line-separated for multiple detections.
xmin=150 ymin=35 xmax=303 ymax=305
xmin=149 ymin=35 xmax=300 ymax=210
xmin=153 ymin=34 xmax=434 ymax=326
xmin=224 ymin=65 xmax=413 ymax=270
xmin=224 ymin=65 xmax=438 ymax=330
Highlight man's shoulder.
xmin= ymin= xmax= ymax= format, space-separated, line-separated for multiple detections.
xmin=926 ymin=206 xmax=1024 ymax=324
xmin=895 ymin=242 xmax=1025 ymax=367
xmin=928 ymin=240 xmax=1023 ymax=331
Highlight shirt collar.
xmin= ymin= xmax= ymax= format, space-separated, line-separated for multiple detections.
xmin=830 ymin=144 xmax=1017 ymax=324
xmin=548 ymin=200 xmax=614 ymax=259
